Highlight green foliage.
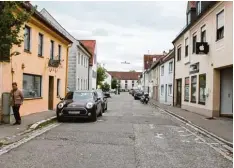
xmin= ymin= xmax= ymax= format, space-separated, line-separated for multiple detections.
xmin=101 ymin=82 xmax=110 ymax=92
xmin=111 ymin=78 xmax=117 ymax=89
xmin=0 ymin=2 xmax=36 ymax=62
xmin=97 ymin=66 xmax=107 ymax=86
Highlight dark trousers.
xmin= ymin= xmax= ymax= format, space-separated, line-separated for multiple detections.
xmin=12 ymin=105 xmax=21 ymax=123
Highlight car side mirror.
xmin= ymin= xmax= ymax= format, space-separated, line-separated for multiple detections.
xmin=58 ymin=95 xmax=64 ymax=100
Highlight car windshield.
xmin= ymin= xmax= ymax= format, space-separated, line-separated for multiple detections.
xmin=65 ymin=92 xmax=93 ymax=100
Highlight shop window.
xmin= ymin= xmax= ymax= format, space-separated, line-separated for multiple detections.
xmin=199 ymin=74 xmax=206 ymax=105
xmin=184 ymin=77 xmax=189 ymax=101
xmin=191 ymin=76 xmax=197 ymax=103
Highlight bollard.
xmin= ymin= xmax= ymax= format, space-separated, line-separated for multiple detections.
xmin=2 ymin=92 xmax=14 ymax=124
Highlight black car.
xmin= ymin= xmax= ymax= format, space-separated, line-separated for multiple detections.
xmin=134 ymin=90 xmax=144 ymax=100
xmin=132 ymin=89 xmax=139 ymax=96
xmin=96 ymin=90 xmax=108 ymax=112
xmin=103 ymin=91 xmax=111 ymax=98
xmin=56 ymin=90 xmax=103 ymax=122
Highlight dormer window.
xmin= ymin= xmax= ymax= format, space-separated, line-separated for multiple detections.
xmin=197 ymin=1 xmax=202 ymax=15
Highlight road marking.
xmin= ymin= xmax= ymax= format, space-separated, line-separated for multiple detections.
xmin=181 ymin=126 xmax=233 ymax=162
xmin=155 ymin=133 xmax=163 ymax=139
xmin=181 ymin=140 xmax=190 ymax=143
xmin=180 ymin=134 xmax=193 ymax=137
xmin=178 ymin=130 xmax=184 ymax=133
xmin=0 ymin=123 xmax=60 ymax=156
xmin=149 ymin=124 xmax=155 ymax=129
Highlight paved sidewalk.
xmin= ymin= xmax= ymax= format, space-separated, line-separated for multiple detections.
xmin=0 ymin=111 xmax=55 ymax=140
xmin=150 ymin=100 xmax=233 ymax=143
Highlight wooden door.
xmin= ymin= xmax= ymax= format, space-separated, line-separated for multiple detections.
xmin=48 ymin=76 xmax=54 ymax=110
xmin=176 ymin=79 xmax=182 ymax=107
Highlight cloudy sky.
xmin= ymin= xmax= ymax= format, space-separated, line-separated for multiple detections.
xmin=33 ymin=1 xmax=187 ymax=72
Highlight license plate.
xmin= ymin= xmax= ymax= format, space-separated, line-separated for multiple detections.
xmin=69 ymin=111 xmax=80 ymax=114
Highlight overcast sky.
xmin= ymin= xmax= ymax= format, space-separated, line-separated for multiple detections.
xmin=33 ymin=1 xmax=187 ymax=72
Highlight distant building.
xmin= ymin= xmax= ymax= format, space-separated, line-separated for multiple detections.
xmin=108 ymin=71 xmax=141 ymax=90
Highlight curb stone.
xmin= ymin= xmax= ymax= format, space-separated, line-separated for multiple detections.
xmin=149 ymin=101 xmax=233 ymax=151
xmin=29 ymin=116 xmax=57 ymax=130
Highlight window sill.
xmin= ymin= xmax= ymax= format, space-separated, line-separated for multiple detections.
xmin=198 ymin=102 xmax=205 ymax=105
xmin=216 ymin=37 xmax=224 ymax=42
xmin=190 ymin=101 xmax=196 ymax=103
xmin=184 ymin=100 xmax=189 ymax=102
xmin=38 ymin=55 xmax=44 ymax=58
xmin=24 ymin=97 xmax=42 ymax=100
xmin=24 ymin=49 xmax=32 ymax=54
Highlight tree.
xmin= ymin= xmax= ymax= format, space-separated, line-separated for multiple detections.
xmin=97 ymin=66 xmax=107 ymax=86
xmin=101 ymin=82 xmax=110 ymax=92
xmin=111 ymin=78 xmax=117 ymax=89
xmin=129 ymin=70 xmax=136 ymax=72
xmin=0 ymin=2 xmax=36 ymax=62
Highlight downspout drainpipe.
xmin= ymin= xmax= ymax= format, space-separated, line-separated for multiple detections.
xmin=173 ymin=47 xmax=176 ymax=106
xmin=65 ymin=44 xmax=72 ymax=95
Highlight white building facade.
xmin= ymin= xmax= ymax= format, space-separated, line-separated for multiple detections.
xmin=159 ymin=50 xmax=174 ymax=105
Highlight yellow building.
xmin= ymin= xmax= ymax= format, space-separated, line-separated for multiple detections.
xmin=0 ymin=3 xmax=72 ymax=117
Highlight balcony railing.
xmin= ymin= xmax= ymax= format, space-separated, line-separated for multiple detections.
xmin=48 ymin=59 xmax=61 ymax=67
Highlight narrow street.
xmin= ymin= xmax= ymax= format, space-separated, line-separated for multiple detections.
xmin=0 ymin=93 xmax=232 ymax=168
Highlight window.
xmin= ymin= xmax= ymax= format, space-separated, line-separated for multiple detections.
xmin=161 ymin=66 xmax=164 ymax=76
xmin=168 ymin=84 xmax=172 ymax=96
xmin=217 ymin=10 xmax=224 ymax=40
xmin=187 ymin=12 xmax=191 ymax=25
xmin=81 ymin=79 xmax=82 ymax=90
xmin=199 ymin=74 xmax=206 ymax=105
xmin=23 ymin=74 xmax=42 ymax=98
xmin=192 ymin=34 xmax=197 ymax=53
xmin=191 ymin=76 xmax=197 ymax=102
xmin=169 ymin=62 xmax=173 ymax=73
xmin=177 ymin=47 xmax=181 ymax=61
xmin=50 ymin=40 xmax=54 ymax=59
xmin=58 ymin=45 xmax=61 ymax=60
xmin=78 ymin=78 xmax=80 ymax=90
xmin=201 ymin=25 xmax=206 ymax=42
xmin=38 ymin=33 xmax=43 ymax=56
xmin=184 ymin=77 xmax=189 ymax=101
xmin=185 ymin=38 xmax=188 ymax=57
xmin=125 ymin=80 xmax=127 ymax=83
xmin=197 ymin=1 xmax=201 ymax=15
xmin=24 ymin=26 xmax=31 ymax=51
xmin=132 ymin=83 xmax=134 ymax=87
xmin=81 ymin=55 xmax=83 ymax=66
xmin=57 ymin=79 xmax=61 ymax=97
xmin=78 ymin=53 xmax=80 ymax=64
xmin=132 ymin=80 xmax=134 ymax=84
xmin=161 ymin=85 xmax=164 ymax=95
xmin=125 ymin=84 xmax=128 ymax=89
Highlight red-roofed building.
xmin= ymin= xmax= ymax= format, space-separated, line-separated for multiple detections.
xmin=79 ymin=40 xmax=97 ymax=89
xmin=108 ymin=71 xmax=142 ymax=90
xmin=143 ymin=54 xmax=164 ymax=70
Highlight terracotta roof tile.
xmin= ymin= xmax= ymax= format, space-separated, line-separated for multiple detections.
xmin=108 ymin=71 xmax=142 ymax=80
xmin=144 ymin=54 xmax=164 ymax=70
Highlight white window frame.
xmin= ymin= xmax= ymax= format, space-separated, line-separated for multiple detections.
xmin=161 ymin=85 xmax=164 ymax=96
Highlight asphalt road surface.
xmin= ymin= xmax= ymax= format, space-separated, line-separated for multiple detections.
xmin=0 ymin=93 xmax=232 ymax=168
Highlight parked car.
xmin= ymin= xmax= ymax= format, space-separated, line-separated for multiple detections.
xmin=56 ymin=90 xmax=103 ymax=122
xmin=129 ymin=89 xmax=133 ymax=94
xmin=96 ymin=89 xmax=108 ymax=112
xmin=134 ymin=90 xmax=144 ymax=100
xmin=104 ymin=91 xmax=111 ymax=98
xmin=132 ymin=89 xmax=140 ymax=96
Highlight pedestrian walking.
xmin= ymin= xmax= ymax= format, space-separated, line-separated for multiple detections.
xmin=11 ymin=82 xmax=24 ymax=125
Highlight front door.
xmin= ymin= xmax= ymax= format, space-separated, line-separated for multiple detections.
xmin=220 ymin=67 xmax=233 ymax=115
xmin=165 ymin=84 xmax=167 ymax=102
xmin=176 ymin=79 xmax=182 ymax=107
xmin=48 ymin=76 xmax=54 ymax=110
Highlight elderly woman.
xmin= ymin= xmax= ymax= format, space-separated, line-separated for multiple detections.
xmin=11 ymin=82 xmax=24 ymax=125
